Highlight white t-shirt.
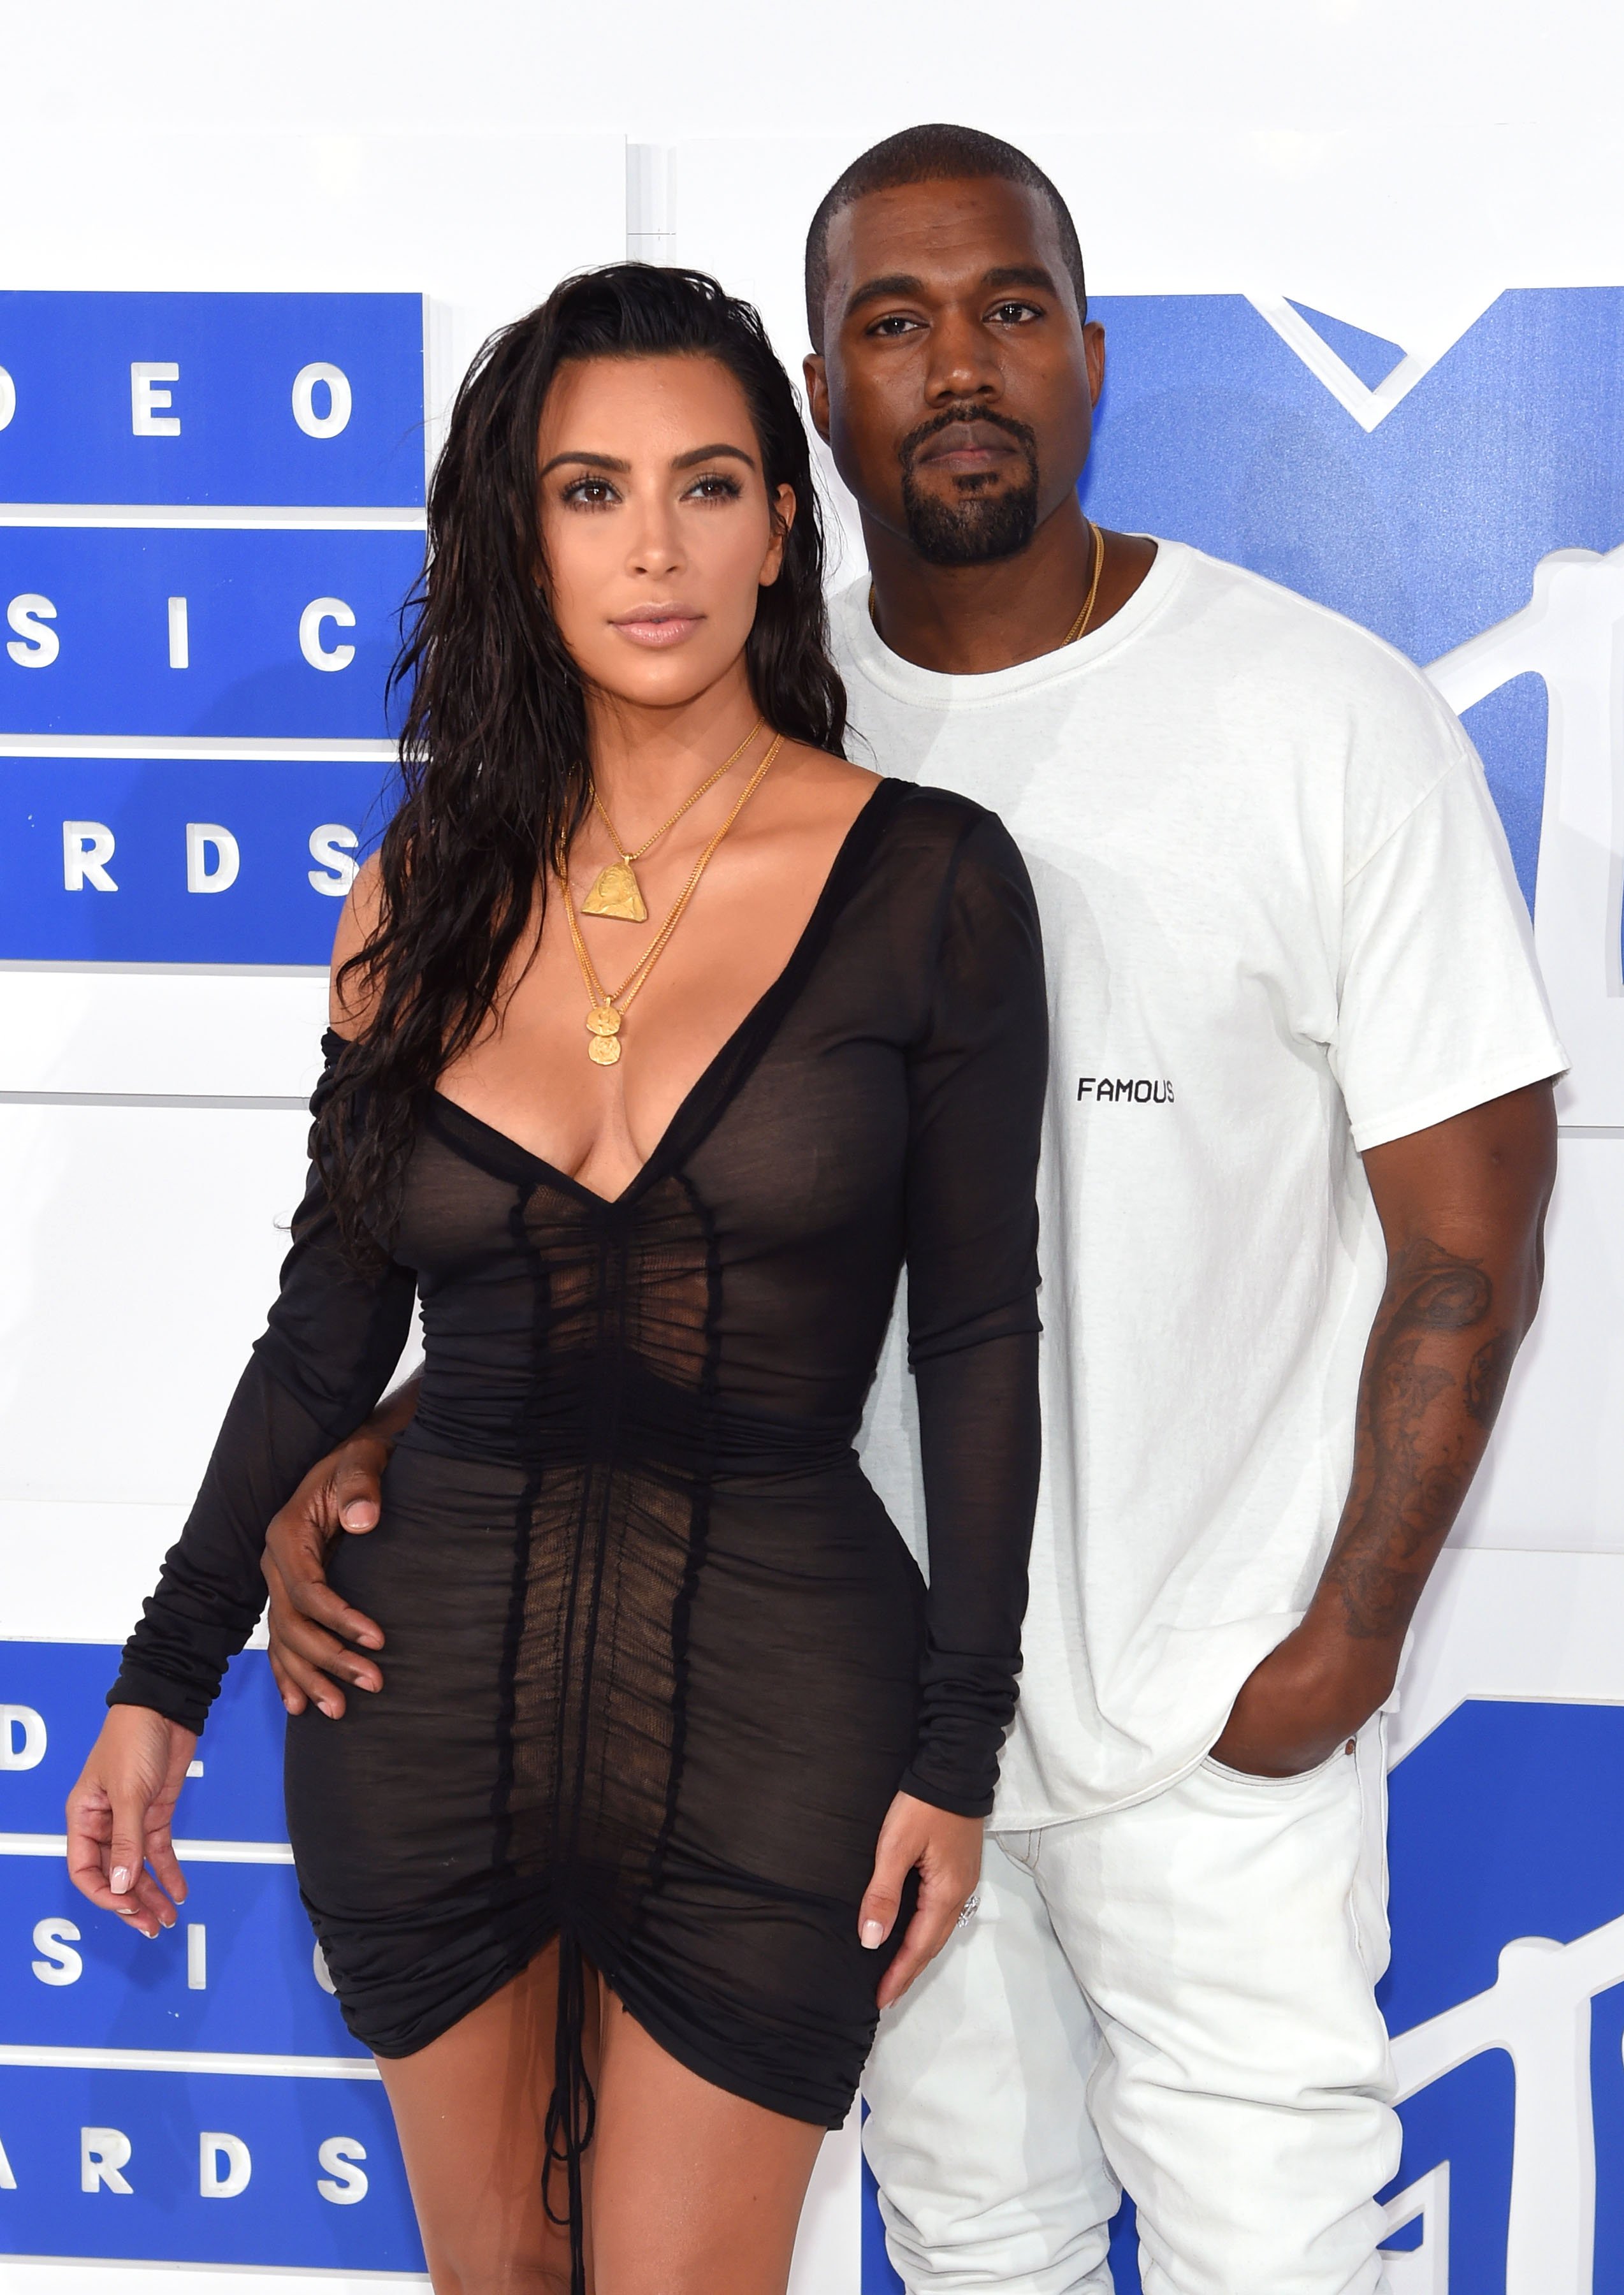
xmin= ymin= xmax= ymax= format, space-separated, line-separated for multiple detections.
xmin=835 ymin=541 xmax=1566 ymax=1825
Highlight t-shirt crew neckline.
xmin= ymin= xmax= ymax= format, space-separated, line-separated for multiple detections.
xmin=837 ymin=534 xmax=1191 ymax=706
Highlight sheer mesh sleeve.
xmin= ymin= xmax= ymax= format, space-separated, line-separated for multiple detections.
xmin=900 ymin=814 xmax=1045 ymax=1818
xmin=108 ymin=1033 xmax=417 ymax=1733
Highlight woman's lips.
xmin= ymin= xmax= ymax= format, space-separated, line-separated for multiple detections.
xmin=611 ymin=609 xmax=704 ymax=648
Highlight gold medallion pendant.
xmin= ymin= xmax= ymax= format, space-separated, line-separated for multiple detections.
xmin=585 ymin=1003 xmax=623 ymax=1065
xmin=581 ymin=859 xmax=648 ymax=923
xmin=560 ymin=731 xmax=785 ymax=1069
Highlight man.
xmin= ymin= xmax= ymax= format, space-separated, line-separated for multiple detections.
xmin=259 ymin=127 xmax=1562 ymax=2293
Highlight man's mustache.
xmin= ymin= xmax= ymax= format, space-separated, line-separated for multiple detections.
xmin=899 ymin=406 xmax=1039 ymax=468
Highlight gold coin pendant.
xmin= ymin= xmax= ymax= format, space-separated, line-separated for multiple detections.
xmin=586 ymin=1005 xmax=621 ymax=1037
xmin=588 ymin=1035 xmax=622 ymax=1066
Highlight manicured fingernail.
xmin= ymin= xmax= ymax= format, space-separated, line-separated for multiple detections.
xmin=319 ymin=1702 xmax=338 ymax=1719
xmin=861 ymin=1920 xmax=885 ymax=1949
xmin=111 ymin=1867 xmax=131 ymax=1893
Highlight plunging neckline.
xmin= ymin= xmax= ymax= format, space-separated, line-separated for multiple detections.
xmin=428 ymin=776 xmax=902 ymax=1214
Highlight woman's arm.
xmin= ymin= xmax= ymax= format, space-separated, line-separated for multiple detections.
xmin=67 ymin=1024 xmax=417 ymax=1931
xmin=859 ymin=811 xmax=1048 ymax=2005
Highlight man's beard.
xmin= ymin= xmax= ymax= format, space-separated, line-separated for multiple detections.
xmin=897 ymin=409 xmax=1041 ymax=567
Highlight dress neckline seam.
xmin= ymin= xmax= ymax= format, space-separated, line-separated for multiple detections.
xmin=428 ymin=775 xmax=911 ymax=1216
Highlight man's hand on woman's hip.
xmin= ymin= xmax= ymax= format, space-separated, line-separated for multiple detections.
xmin=263 ymin=1429 xmax=391 ymax=1717
xmin=261 ymin=1367 xmax=424 ymax=1717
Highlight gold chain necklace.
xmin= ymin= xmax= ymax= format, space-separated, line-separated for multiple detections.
xmin=866 ymin=521 xmax=1106 ymax=650
xmin=582 ymin=718 xmax=764 ymax=922
xmin=561 ymin=732 xmax=785 ymax=1065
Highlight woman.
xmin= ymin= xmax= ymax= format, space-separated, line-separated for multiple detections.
xmin=65 ymin=266 xmax=1045 ymax=2295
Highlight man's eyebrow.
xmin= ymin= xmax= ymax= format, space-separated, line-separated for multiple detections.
xmin=843 ymin=265 xmax=1061 ymax=322
xmin=672 ymin=442 xmax=757 ymax=470
xmin=982 ymin=265 xmax=1060 ymax=296
xmin=844 ymin=272 xmax=929 ymax=320
xmin=538 ymin=449 xmax=630 ymax=477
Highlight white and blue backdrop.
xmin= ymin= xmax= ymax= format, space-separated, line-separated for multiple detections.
xmin=3 ymin=10 xmax=1623 ymax=2292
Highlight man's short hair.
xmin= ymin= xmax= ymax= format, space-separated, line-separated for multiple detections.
xmin=804 ymin=123 xmax=1087 ymax=350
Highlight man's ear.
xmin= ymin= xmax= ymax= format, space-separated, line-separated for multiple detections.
xmin=1084 ymin=321 xmax=1106 ymax=412
xmin=803 ymin=352 xmax=832 ymax=444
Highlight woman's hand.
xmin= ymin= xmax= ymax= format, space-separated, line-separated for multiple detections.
xmin=66 ymin=1707 xmax=197 ymax=1939
xmin=859 ymin=1790 xmax=984 ymax=2011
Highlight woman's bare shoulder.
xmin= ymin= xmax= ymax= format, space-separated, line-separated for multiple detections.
xmin=772 ymin=740 xmax=882 ymax=830
xmin=328 ymin=853 xmax=386 ymax=1035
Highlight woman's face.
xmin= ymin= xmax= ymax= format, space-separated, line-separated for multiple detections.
xmin=535 ymin=352 xmax=795 ymax=710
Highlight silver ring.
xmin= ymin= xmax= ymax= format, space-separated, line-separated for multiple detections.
xmin=956 ymin=1892 xmax=980 ymax=1927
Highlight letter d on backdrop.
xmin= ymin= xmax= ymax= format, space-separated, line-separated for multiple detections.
xmin=186 ymin=823 xmax=240 ymax=893
xmin=0 ymin=1704 xmax=47 ymax=1767
xmin=199 ymin=2134 xmax=252 ymax=2199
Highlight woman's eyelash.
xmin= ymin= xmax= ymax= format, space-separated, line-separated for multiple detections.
xmin=556 ymin=472 xmax=743 ymax=506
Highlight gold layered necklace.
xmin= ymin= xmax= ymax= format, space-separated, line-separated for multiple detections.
xmin=581 ymin=718 xmax=764 ymax=921
xmin=561 ymin=732 xmax=785 ymax=1066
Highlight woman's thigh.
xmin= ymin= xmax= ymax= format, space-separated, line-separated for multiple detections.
xmin=376 ymin=1942 xmax=591 ymax=2295
xmin=591 ymin=1993 xmax=825 ymax=2295
xmin=375 ymin=1951 xmax=825 ymax=2295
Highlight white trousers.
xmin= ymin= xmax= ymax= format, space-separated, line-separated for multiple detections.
xmin=863 ymin=1724 xmax=1400 ymax=2295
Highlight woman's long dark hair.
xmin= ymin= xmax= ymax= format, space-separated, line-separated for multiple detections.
xmin=315 ymin=264 xmax=848 ymax=1262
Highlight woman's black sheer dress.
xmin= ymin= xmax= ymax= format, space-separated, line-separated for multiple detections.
xmin=110 ymin=779 xmax=1045 ymax=2260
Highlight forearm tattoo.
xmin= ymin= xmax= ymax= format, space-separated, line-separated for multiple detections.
xmin=1324 ymin=1237 xmax=1516 ymax=1641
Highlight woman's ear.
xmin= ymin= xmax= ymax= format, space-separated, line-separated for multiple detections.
xmin=758 ymin=483 xmax=797 ymax=588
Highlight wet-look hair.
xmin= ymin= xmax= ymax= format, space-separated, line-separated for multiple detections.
xmin=804 ymin=122 xmax=1089 ymax=351
xmin=316 ymin=263 xmax=846 ymax=1263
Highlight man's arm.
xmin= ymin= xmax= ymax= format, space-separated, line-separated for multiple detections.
xmin=1210 ymin=1079 xmax=1558 ymax=1777
xmin=261 ymin=1368 xmax=422 ymax=1718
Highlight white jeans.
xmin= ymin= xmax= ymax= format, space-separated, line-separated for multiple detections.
xmin=863 ymin=1723 xmax=1400 ymax=2295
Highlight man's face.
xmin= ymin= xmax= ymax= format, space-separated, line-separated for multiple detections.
xmin=806 ymin=176 xmax=1101 ymax=566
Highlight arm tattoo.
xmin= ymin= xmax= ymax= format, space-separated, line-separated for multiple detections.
xmin=1324 ymin=1236 xmax=1504 ymax=1641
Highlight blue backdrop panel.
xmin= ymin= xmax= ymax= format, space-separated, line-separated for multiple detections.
xmin=0 ymin=1858 xmax=359 ymax=2057
xmin=1588 ymin=1981 xmax=1624 ymax=2292
xmin=1077 ymin=285 xmax=1624 ymax=924
xmin=0 ymin=755 xmax=395 ymax=963
xmin=1080 ymin=289 xmax=1624 ymax=668
xmin=0 ymin=294 xmax=425 ymax=508
xmin=1 ymin=1648 xmax=286 ymax=1843
xmin=0 ymin=528 xmax=422 ymax=740
xmin=1373 ymin=1701 xmax=1624 ymax=2287
xmin=0 ymin=2064 xmax=422 ymax=2267
xmin=1379 ymin=1701 xmax=1624 ymax=2033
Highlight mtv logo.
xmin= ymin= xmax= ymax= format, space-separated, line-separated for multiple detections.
xmin=1377 ymin=1700 xmax=1624 ymax=2294
xmin=1080 ymin=288 xmax=1624 ymax=1123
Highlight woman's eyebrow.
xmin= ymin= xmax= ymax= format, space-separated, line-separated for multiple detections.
xmin=671 ymin=442 xmax=757 ymax=471
xmin=538 ymin=449 xmax=631 ymax=477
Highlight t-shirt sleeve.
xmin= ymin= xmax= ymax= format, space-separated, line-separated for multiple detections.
xmin=1330 ymin=738 xmax=1567 ymax=1152
xmin=108 ymin=1033 xmax=417 ymax=1733
xmin=901 ymin=812 xmax=1046 ymax=1819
